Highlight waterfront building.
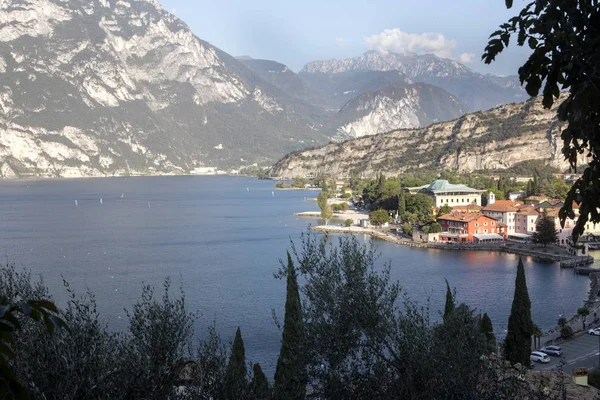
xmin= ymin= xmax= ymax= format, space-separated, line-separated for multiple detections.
xmin=515 ymin=206 xmax=539 ymax=235
xmin=482 ymin=200 xmax=522 ymax=234
xmin=437 ymin=212 xmax=503 ymax=243
xmin=405 ymin=180 xmax=485 ymax=208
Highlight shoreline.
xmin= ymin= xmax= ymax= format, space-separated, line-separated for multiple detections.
xmin=308 ymin=224 xmax=595 ymax=266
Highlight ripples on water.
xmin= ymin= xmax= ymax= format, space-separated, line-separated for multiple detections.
xmin=0 ymin=176 xmax=592 ymax=375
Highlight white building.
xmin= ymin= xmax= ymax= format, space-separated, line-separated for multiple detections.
xmin=406 ymin=180 xmax=484 ymax=208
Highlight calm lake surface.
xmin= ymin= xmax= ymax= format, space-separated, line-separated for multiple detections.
xmin=0 ymin=176 xmax=596 ymax=376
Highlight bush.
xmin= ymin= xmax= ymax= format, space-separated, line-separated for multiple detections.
xmin=332 ymin=204 xmax=341 ymax=212
xmin=560 ymin=325 xmax=573 ymax=339
xmin=341 ymin=192 xmax=351 ymax=199
xmin=369 ymin=210 xmax=390 ymax=226
xmin=344 ymin=219 xmax=353 ymax=227
xmin=429 ymin=222 xmax=442 ymax=233
xmin=340 ymin=203 xmax=349 ymax=212
xmin=402 ymin=223 xmax=413 ymax=236
xmin=589 ymin=368 xmax=600 ymax=389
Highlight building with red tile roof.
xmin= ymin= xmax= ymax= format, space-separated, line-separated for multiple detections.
xmin=437 ymin=212 xmax=502 ymax=243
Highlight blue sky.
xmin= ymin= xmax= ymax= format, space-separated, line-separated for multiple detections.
xmin=159 ymin=0 xmax=532 ymax=76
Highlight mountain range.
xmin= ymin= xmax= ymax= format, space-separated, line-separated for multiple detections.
xmin=0 ymin=0 xmax=531 ymax=177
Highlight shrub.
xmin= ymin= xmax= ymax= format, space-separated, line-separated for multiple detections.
xmin=341 ymin=192 xmax=351 ymax=199
xmin=402 ymin=223 xmax=413 ymax=236
xmin=560 ymin=325 xmax=573 ymax=339
xmin=332 ymin=204 xmax=341 ymax=212
xmin=340 ymin=203 xmax=349 ymax=212
xmin=344 ymin=219 xmax=353 ymax=227
xmin=369 ymin=210 xmax=390 ymax=226
xmin=589 ymin=368 xmax=600 ymax=389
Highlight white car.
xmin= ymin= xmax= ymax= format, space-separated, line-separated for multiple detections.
xmin=530 ymin=351 xmax=550 ymax=363
xmin=589 ymin=328 xmax=600 ymax=336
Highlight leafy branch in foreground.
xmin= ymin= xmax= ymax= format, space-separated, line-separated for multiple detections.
xmin=483 ymin=0 xmax=600 ymax=241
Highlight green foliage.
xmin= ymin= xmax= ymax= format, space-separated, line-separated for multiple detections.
xmin=557 ymin=317 xmax=568 ymax=328
xmin=398 ymin=189 xmax=406 ymax=215
xmin=341 ymin=192 xmax=351 ymax=199
xmin=249 ymin=363 xmax=270 ymax=400
xmin=589 ymin=368 xmax=600 ymax=390
xmin=577 ymin=307 xmax=590 ymax=331
xmin=284 ymin=233 xmax=559 ymax=398
xmin=505 ymin=258 xmax=533 ymax=366
xmin=560 ymin=325 xmax=573 ymax=339
xmin=531 ymin=212 xmax=558 ymax=248
xmin=405 ymin=193 xmax=435 ymax=222
xmin=317 ymin=192 xmax=333 ymax=221
xmin=238 ymin=166 xmax=270 ymax=179
xmin=223 ymin=327 xmax=247 ymax=400
xmin=437 ymin=204 xmax=453 ymax=217
xmin=478 ymin=313 xmax=496 ymax=355
xmin=273 ymin=253 xmax=306 ymax=400
xmin=1 ymin=264 xmax=207 ymax=400
xmin=443 ymin=279 xmax=455 ymax=322
xmin=429 ymin=222 xmax=442 ymax=233
xmin=401 ymin=222 xmax=414 ymax=236
xmin=369 ymin=209 xmax=390 ymax=226
xmin=0 ymin=294 xmax=67 ymax=400
xmin=344 ymin=219 xmax=353 ymax=227
xmin=483 ymin=0 xmax=600 ymax=241
xmin=292 ymin=177 xmax=308 ymax=188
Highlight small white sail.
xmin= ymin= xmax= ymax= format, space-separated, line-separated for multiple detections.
xmin=100 ymin=198 xmax=103 ymax=204
xmin=75 ymin=200 xmax=78 ymax=206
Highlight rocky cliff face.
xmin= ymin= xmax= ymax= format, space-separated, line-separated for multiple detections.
xmin=331 ymin=83 xmax=468 ymax=139
xmin=271 ymin=97 xmax=572 ymax=178
xmin=0 ymin=0 xmax=327 ymax=177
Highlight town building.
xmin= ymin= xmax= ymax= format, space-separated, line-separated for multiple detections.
xmin=524 ymin=195 xmax=548 ymax=206
xmin=406 ymin=180 xmax=485 ymax=208
xmin=437 ymin=212 xmax=503 ymax=243
xmin=482 ymin=198 xmax=522 ymax=235
xmin=515 ymin=206 xmax=539 ymax=235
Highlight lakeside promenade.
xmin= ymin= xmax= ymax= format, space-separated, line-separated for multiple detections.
xmin=309 ymin=224 xmax=594 ymax=267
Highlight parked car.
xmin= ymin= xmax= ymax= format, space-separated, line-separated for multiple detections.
xmin=540 ymin=345 xmax=562 ymax=356
xmin=589 ymin=328 xmax=600 ymax=336
xmin=530 ymin=351 xmax=550 ymax=363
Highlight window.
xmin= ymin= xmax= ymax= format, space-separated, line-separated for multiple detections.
xmin=484 ymin=222 xmax=488 ymax=226
xmin=475 ymin=230 xmax=479 ymax=234
xmin=491 ymin=222 xmax=494 ymax=226
xmin=484 ymin=229 xmax=488 ymax=233
xmin=475 ymin=223 xmax=479 ymax=227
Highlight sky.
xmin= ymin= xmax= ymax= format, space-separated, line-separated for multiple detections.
xmin=159 ymin=0 xmax=533 ymax=76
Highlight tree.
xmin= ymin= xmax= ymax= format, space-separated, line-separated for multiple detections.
xmin=443 ymin=279 xmax=455 ymax=322
xmin=369 ymin=209 xmax=390 ymax=226
xmin=273 ymin=253 xmax=306 ymax=400
xmin=405 ymin=193 xmax=435 ymax=222
xmin=577 ymin=307 xmax=590 ymax=331
xmin=532 ymin=323 xmax=542 ymax=350
xmin=531 ymin=211 xmax=558 ymax=248
xmin=398 ymin=189 xmax=406 ymax=216
xmin=505 ymin=258 xmax=533 ymax=366
xmin=223 ymin=327 xmax=247 ymax=400
xmin=437 ymin=204 xmax=453 ymax=218
xmin=249 ymin=363 xmax=270 ymax=400
xmin=344 ymin=219 xmax=353 ymax=227
xmin=292 ymin=177 xmax=308 ymax=188
xmin=429 ymin=222 xmax=442 ymax=233
xmin=317 ymin=192 xmax=333 ymax=224
xmin=483 ymin=0 xmax=600 ymax=242
xmin=478 ymin=313 xmax=496 ymax=355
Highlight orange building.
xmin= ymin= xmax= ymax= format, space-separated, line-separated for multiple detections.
xmin=437 ymin=212 xmax=503 ymax=243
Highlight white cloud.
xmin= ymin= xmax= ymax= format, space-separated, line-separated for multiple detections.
xmin=335 ymin=37 xmax=345 ymax=46
xmin=458 ymin=52 xmax=476 ymax=63
xmin=364 ymin=28 xmax=457 ymax=59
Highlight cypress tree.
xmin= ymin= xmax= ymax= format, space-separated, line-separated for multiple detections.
xmin=249 ymin=363 xmax=270 ymax=400
xmin=273 ymin=252 xmax=306 ymax=400
xmin=443 ymin=279 xmax=455 ymax=322
xmin=505 ymin=258 xmax=534 ymax=365
xmin=398 ymin=189 xmax=406 ymax=216
xmin=223 ymin=327 xmax=247 ymax=399
xmin=531 ymin=211 xmax=558 ymax=248
xmin=478 ymin=312 xmax=496 ymax=355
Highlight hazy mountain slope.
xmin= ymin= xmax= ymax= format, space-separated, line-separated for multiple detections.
xmin=237 ymin=58 xmax=322 ymax=105
xmin=330 ymin=83 xmax=468 ymax=138
xmin=298 ymin=69 xmax=412 ymax=110
xmin=301 ymin=51 xmax=528 ymax=111
xmin=0 ymin=0 xmax=328 ymax=177
xmin=272 ymin=97 xmax=571 ymax=178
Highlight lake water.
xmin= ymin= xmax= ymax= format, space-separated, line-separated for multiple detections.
xmin=0 ymin=176 xmax=595 ymax=376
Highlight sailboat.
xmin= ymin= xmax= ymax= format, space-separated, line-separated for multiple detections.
xmin=100 ymin=198 xmax=103 ymax=204
xmin=121 ymin=193 xmax=124 ymax=198
xmin=75 ymin=200 xmax=78 ymax=206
